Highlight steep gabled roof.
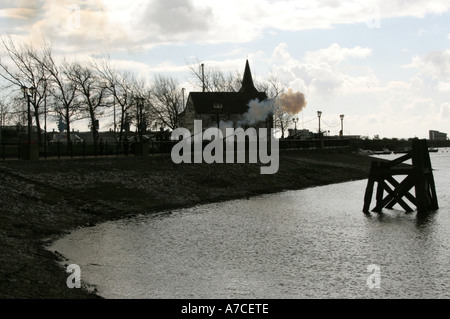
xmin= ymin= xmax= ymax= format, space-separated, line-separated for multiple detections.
xmin=186 ymin=60 xmax=267 ymax=115
xmin=239 ymin=60 xmax=259 ymax=95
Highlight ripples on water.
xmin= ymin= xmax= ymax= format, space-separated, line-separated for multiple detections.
xmin=49 ymin=149 xmax=450 ymax=299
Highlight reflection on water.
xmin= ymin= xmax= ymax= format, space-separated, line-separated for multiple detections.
xmin=49 ymin=149 xmax=450 ymax=299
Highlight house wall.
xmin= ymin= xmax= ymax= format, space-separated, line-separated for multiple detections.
xmin=182 ymin=98 xmax=197 ymax=132
xmin=181 ymin=96 xmax=274 ymax=134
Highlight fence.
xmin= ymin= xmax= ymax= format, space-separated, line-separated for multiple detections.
xmin=0 ymin=138 xmax=350 ymax=161
xmin=0 ymin=140 xmax=178 ymax=160
xmin=279 ymin=138 xmax=350 ymax=150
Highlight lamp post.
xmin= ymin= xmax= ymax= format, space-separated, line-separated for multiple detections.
xmin=317 ymin=111 xmax=322 ymax=139
xmin=182 ymin=88 xmax=185 ymax=109
xmin=317 ymin=111 xmax=323 ymax=148
xmin=21 ymin=86 xmax=36 ymax=145
xmin=135 ymin=97 xmax=145 ymax=142
xmin=113 ymin=95 xmax=116 ymax=135
xmin=293 ymin=117 xmax=299 ymax=138
xmin=340 ymin=114 xmax=345 ymax=139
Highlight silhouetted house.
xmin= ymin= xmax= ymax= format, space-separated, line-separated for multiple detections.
xmin=429 ymin=130 xmax=447 ymax=141
xmin=179 ymin=60 xmax=273 ymax=134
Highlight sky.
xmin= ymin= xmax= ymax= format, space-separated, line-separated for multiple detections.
xmin=1 ymin=0 xmax=450 ymax=139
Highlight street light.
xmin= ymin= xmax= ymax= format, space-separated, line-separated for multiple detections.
xmin=21 ymin=86 xmax=36 ymax=145
xmin=317 ymin=111 xmax=322 ymax=140
xmin=135 ymin=97 xmax=145 ymax=142
xmin=340 ymin=114 xmax=345 ymax=139
xmin=182 ymin=88 xmax=186 ymax=110
xmin=292 ymin=118 xmax=299 ymax=138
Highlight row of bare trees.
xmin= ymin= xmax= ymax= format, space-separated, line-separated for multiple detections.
xmin=0 ymin=37 xmax=189 ymax=145
xmin=0 ymin=36 xmax=295 ymax=145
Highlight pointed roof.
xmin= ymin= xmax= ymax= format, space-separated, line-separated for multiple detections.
xmin=185 ymin=60 xmax=267 ymax=115
xmin=239 ymin=60 xmax=259 ymax=95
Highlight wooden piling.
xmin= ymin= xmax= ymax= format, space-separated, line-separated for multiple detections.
xmin=363 ymin=139 xmax=438 ymax=215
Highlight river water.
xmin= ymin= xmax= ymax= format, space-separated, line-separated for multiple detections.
xmin=49 ymin=149 xmax=450 ymax=299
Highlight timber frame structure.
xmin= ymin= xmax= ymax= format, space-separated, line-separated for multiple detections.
xmin=363 ymin=139 xmax=439 ymax=215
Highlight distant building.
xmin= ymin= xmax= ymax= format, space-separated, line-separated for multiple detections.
xmin=288 ymin=129 xmax=314 ymax=139
xmin=429 ymin=130 xmax=447 ymax=141
xmin=179 ymin=60 xmax=273 ymax=135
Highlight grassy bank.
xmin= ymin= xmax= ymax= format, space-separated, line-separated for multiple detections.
xmin=0 ymin=147 xmax=375 ymax=299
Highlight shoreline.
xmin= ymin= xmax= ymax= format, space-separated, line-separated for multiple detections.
xmin=0 ymin=148 xmax=375 ymax=299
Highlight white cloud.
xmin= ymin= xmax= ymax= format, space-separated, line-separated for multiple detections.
xmin=2 ymin=1 xmax=449 ymax=139
xmin=271 ymin=42 xmax=373 ymax=98
xmin=266 ymin=42 xmax=450 ymax=138
xmin=2 ymin=0 xmax=450 ymax=52
xmin=440 ymin=102 xmax=450 ymax=118
xmin=438 ymin=81 xmax=450 ymax=91
xmin=143 ymin=0 xmax=213 ymax=37
xmin=0 ymin=7 xmax=37 ymax=20
xmin=304 ymin=43 xmax=372 ymax=65
xmin=405 ymin=50 xmax=450 ymax=80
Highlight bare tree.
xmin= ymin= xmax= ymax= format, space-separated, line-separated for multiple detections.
xmin=256 ymin=76 xmax=293 ymax=139
xmin=187 ymin=59 xmax=242 ymax=92
xmin=150 ymin=75 xmax=184 ymax=130
xmin=67 ymin=62 xmax=109 ymax=146
xmin=0 ymin=96 xmax=24 ymax=141
xmin=0 ymin=36 xmax=51 ymax=143
xmin=39 ymin=46 xmax=80 ymax=143
xmin=92 ymin=55 xmax=136 ymax=142
xmin=129 ymin=76 xmax=154 ymax=141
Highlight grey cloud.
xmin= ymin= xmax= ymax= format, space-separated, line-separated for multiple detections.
xmin=422 ymin=51 xmax=450 ymax=78
xmin=143 ymin=0 xmax=213 ymax=37
xmin=0 ymin=0 xmax=41 ymax=30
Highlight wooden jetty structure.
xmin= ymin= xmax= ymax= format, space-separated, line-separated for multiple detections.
xmin=363 ymin=139 xmax=439 ymax=215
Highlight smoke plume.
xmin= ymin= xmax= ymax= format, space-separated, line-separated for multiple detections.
xmin=244 ymin=99 xmax=275 ymax=125
xmin=278 ymin=88 xmax=307 ymax=115
xmin=241 ymin=89 xmax=307 ymax=126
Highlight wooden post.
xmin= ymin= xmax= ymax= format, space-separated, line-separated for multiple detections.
xmin=363 ymin=139 xmax=438 ymax=215
xmin=363 ymin=161 xmax=377 ymax=213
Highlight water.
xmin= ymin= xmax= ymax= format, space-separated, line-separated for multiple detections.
xmin=49 ymin=149 xmax=450 ymax=299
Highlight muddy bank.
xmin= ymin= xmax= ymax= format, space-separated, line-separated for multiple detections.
xmin=0 ymin=148 xmax=375 ymax=299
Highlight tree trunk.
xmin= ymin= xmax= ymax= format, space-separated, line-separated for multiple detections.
xmin=33 ymin=108 xmax=42 ymax=144
xmin=65 ymin=105 xmax=71 ymax=143
xmin=119 ymin=107 xmax=125 ymax=143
